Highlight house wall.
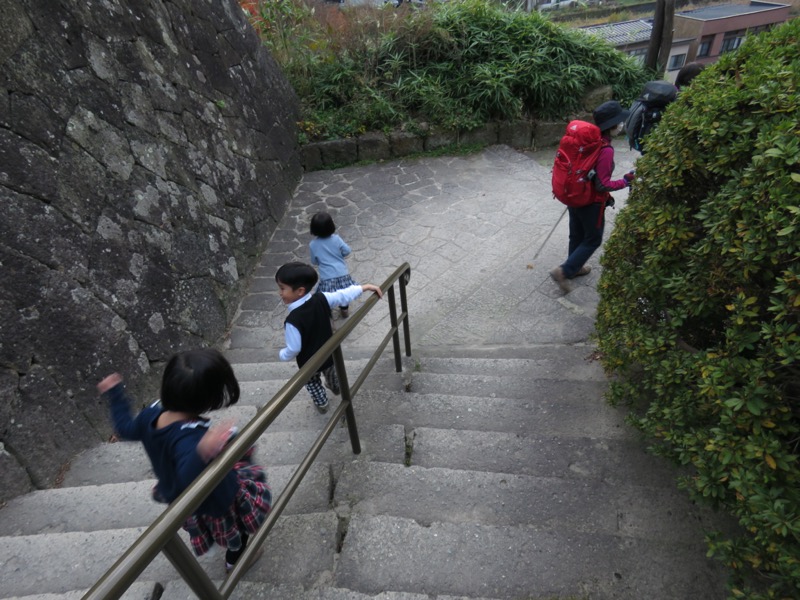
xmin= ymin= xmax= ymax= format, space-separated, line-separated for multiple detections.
xmin=675 ymin=3 xmax=791 ymax=62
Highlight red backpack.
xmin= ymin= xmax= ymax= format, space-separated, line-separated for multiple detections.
xmin=551 ymin=120 xmax=606 ymax=207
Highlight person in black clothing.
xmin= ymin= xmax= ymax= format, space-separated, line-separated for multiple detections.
xmin=276 ymin=262 xmax=383 ymax=413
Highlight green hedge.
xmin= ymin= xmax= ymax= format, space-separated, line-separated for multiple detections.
xmin=253 ymin=0 xmax=648 ymax=140
xmin=596 ymin=19 xmax=800 ymax=599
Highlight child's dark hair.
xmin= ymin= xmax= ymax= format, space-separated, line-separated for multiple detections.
xmin=275 ymin=261 xmax=318 ymax=291
xmin=310 ymin=212 xmax=336 ymax=238
xmin=161 ymin=348 xmax=240 ymax=413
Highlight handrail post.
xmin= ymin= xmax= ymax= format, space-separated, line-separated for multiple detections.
xmin=387 ymin=285 xmax=403 ymax=373
xmin=333 ymin=346 xmax=361 ymax=454
xmin=400 ymin=270 xmax=412 ymax=357
xmin=162 ymin=533 xmax=224 ymax=600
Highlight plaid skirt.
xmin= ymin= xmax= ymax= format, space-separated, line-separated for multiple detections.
xmin=183 ymin=451 xmax=272 ymax=556
xmin=317 ymin=274 xmax=357 ymax=294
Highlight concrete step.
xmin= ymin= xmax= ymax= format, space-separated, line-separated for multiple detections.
xmin=225 ymin=347 xmax=411 ymax=368
xmin=237 ymin=371 xmax=406 ymax=408
xmin=334 ymin=461 xmax=721 ymax=542
xmin=0 ymin=512 xmax=339 ymax=598
xmin=0 ymin=582 xmax=159 ymax=600
xmin=409 ymin=371 xmax=609 ymax=401
xmin=61 ymin=424 xmax=406 ymax=487
xmin=0 ymin=581 xmax=503 ymax=600
xmin=232 ymin=356 xmax=404 ymax=383
xmin=353 ymin=389 xmax=628 ymax=439
xmin=334 ymin=514 xmax=728 ymax=600
xmin=408 ymin=426 xmax=684 ymax=489
xmin=160 ymin=581 xmax=503 ymax=600
xmin=415 ymin=348 xmax=606 ymax=381
xmin=0 ymin=463 xmax=330 ymax=537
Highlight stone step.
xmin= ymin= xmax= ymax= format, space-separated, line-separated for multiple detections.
xmin=162 ymin=581 xmax=503 ymax=600
xmin=0 ymin=582 xmax=159 ymax=600
xmin=334 ymin=461 xmax=721 ymax=542
xmin=0 ymin=464 xmax=330 ymax=537
xmin=408 ymin=371 xmax=608 ymax=401
xmin=61 ymin=425 xmax=406 ymax=487
xmin=231 ymin=356 xmax=403 ymax=383
xmin=416 ymin=348 xmax=606 ymax=381
xmin=232 ymin=383 xmax=625 ymax=439
xmin=0 ymin=512 xmax=339 ymax=598
xmin=224 ymin=347 xmax=410 ymax=367
xmin=353 ymin=389 xmax=628 ymax=439
xmin=334 ymin=514 xmax=728 ymax=600
xmin=1 ymin=581 xmax=501 ymax=600
xmin=237 ymin=368 xmax=405 ymax=408
xmin=408 ymin=426 xmax=684 ymax=489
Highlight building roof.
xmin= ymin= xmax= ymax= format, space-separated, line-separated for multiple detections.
xmin=676 ymin=1 xmax=789 ymax=21
xmin=582 ymin=19 xmax=652 ymax=46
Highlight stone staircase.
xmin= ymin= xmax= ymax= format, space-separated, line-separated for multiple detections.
xmin=0 ymin=344 xmax=730 ymax=600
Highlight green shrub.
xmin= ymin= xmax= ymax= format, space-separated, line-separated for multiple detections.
xmin=248 ymin=0 xmax=648 ymax=140
xmin=595 ymin=19 xmax=800 ymax=599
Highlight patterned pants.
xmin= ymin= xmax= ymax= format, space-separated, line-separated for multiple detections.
xmin=305 ymin=366 xmax=340 ymax=406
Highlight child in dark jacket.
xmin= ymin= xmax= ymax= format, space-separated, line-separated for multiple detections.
xmin=97 ymin=348 xmax=271 ymax=575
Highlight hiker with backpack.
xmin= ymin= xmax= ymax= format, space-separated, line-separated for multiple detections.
xmin=550 ymin=100 xmax=634 ymax=294
xmin=626 ymin=66 xmax=705 ymax=153
xmin=624 ymin=79 xmax=678 ymax=154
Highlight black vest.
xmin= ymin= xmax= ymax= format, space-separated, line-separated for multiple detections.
xmin=285 ymin=292 xmax=334 ymax=371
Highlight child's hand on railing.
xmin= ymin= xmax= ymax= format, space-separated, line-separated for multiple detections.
xmin=362 ymin=283 xmax=383 ymax=299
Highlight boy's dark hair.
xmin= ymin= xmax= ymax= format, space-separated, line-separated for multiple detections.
xmin=161 ymin=348 xmax=240 ymax=413
xmin=310 ymin=212 xmax=336 ymax=238
xmin=275 ymin=261 xmax=318 ymax=291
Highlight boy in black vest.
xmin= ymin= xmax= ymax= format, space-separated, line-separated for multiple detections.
xmin=276 ymin=262 xmax=383 ymax=413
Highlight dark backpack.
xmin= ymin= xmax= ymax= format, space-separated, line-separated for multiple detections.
xmin=552 ymin=120 xmax=606 ymax=208
xmin=625 ymin=80 xmax=677 ymax=152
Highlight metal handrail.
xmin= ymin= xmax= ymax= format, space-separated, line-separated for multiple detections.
xmin=82 ymin=263 xmax=412 ymax=600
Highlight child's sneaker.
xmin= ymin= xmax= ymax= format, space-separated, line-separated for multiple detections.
xmin=315 ymin=401 xmax=329 ymax=414
xmin=322 ymin=365 xmax=341 ymax=395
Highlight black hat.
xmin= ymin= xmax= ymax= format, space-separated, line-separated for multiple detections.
xmin=593 ymin=100 xmax=630 ymax=132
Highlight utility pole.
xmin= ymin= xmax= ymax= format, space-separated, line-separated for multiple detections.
xmin=646 ymin=0 xmax=675 ymax=76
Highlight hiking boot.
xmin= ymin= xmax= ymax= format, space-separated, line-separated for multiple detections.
xmin=571 ymin=265 xmax=591 ymax=278
xmin=549 ymin=267 xmax=571 ymax=293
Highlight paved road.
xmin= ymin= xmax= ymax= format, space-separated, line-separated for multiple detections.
xmin=226 ymin=140 xmax=637 ymax=357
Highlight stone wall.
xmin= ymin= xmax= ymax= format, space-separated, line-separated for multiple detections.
xmin=0 ymin=0 xmax=302 ymax=502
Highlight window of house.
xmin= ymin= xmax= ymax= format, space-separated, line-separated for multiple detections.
xmin=721 ymin=31 xmax=745 ymax=54
xmin=668 ymin=53 xmax=686 ymax=71
xmin=697 ymin=37 xmax=712 ymax=57
xmin=628 ymin=48 xmax=647 ymax=64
